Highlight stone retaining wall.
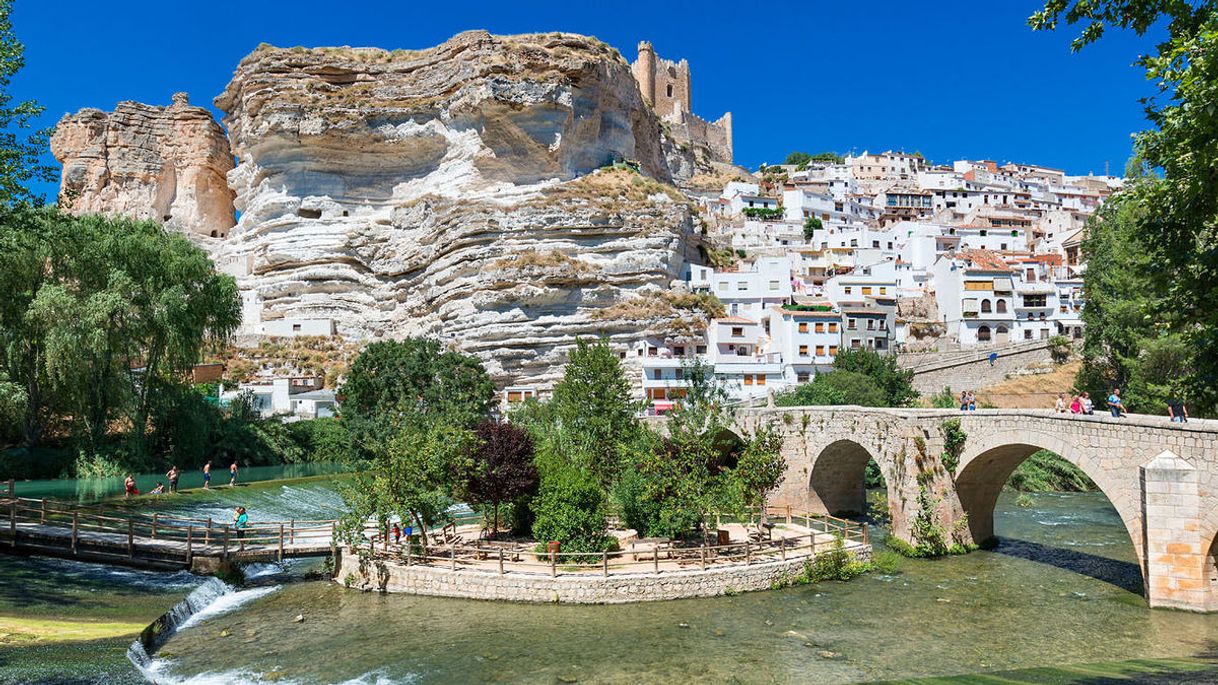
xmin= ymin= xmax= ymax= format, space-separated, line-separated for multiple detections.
xmin=901 ymin=341 xmax=1054 ymax=395
xmin=335 ymin=544 xmax=871 ymax=603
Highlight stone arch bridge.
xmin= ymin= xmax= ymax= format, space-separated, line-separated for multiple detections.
xmin=726 ymin=407 xmax=1218 ymax=612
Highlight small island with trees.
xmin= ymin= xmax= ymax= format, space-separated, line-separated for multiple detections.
xmin=332 ymin=337 xmax=873 ymax=602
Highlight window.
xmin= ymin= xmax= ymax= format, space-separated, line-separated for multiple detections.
xmin=696 ymin=345 xmax=707 ymax=354
xmin=1024 ymin=329 xmax=1032 ymax=340
xmin=743 ymin=374 xmax=754 ymax=386
xmin=769 ymin=280 xmax=780 ymax=291
xmin=872 ymin=240 xmax=880 ymax=248
xmin=844 ymin=286 xmax=853 ymax=295
xmin=815 ymin=322 xmax=825 ymax=333
xmin=675 ymin=368 xmax=683 ymax=380
xmin=829 ymin=346 xmax=839 ymax=356
xmin=847 ymin=318 xmax=857 ymax=330
xmin=815 ymin=345 xmax=825 ymax=356
xmin=879 ymin=319 xmax=887 ymax=330
xmin=979 ymin=229 xmax=988 ymax=237
xmin=717 ymin=282 xmax=727 ymax=291
xmin=673 ymin=346 xmax=685 ymax=356
xmin=977 ymin=325 xmax=992 ymax=342
xmin=798 ymin=322 xmax=808 ymax=333
xmin=731 ymin=327 xmax=744 ymax=337
xmin=829 ymin=322 xmax=838 ymax=333
xmin=799 ymin=345 xmax=809 ymax=356
xmin=1024 ymin=294 xmax=1047 ymax=307
xmin=666 ymin=84 xmax=673 ymax=97
xmin=981 ymin=299 xmax=992 ymax=313
xmin=757 ymin=375 xmax=767 ymax=386
xmin=797 ymin=372 xmax=810 ymax=383
xmin=851 ymin=339 xmax=862 ymax=348
xmin=996 ymin=299 xmax=1007 ymax=313
xmin=862 ymin=287 xmax=873 ymax=295
xmin=292 ymin=324 xmax=302 ymax=332
xmin=648 ymin=347 xmax=658 ymax=357
xmin=738 ymin=282 xmax=748 ymax=291
xmin=652 ymin=369 xmax=662 ymax=380
xmin=879 ymin=287 xmax=887 ymax=295
xmin=867 ymin=319 xmax=876 ymax=330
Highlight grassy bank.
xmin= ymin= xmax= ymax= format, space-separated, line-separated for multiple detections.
xmin=1008 ymin=449 xmax=1096 ymax=492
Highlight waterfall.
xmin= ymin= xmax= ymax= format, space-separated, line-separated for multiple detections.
xmin=127 ymin=576 xmax=280 ymax=682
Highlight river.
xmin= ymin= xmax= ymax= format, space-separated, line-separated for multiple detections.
xmin=4 ymin=480 xmax=1218 ymax=684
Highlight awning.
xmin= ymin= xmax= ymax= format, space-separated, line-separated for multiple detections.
xmin=653 ymin=401 xmax=675 ymax=410
xmin=993 ymin=277 xmax=1014 ymax=291
xmin=962 ymin=299 xmax=980 ymax=313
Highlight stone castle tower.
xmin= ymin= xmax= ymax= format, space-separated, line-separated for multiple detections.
xmin=631 ymin=41 xmax=732 ymax=163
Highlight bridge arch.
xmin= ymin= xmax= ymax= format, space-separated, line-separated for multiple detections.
xmin=809 ymin=438 xmax=890 ymax=517
xmin=953 ymin=427 xmax=1143 ymax=563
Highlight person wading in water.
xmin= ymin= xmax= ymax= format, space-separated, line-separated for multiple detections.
xmin=203 ymin=461 xmax=212 ymax=489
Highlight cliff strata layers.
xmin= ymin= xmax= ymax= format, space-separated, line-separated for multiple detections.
xmin=210 ymin=31 xmax=699 ymax=386
xmin=50 ymin=93 xmax=236 ymax=238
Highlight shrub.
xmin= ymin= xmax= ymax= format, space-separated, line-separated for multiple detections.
xmin=940 ymin=419 xmax=966 ymax=474
xmin=742 ymin=207 xmax=783 ymax=220
xmin=1048 ymin=335 xmax=1073 ymax=364
xmin=530 ymin=464 xmax=615 ymax=555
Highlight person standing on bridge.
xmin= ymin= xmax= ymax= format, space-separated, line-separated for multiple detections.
xmin=203 ymin=461 xmax=212 ymax=489
xmin=233 ymin=506 xmax=248 ymax=551
xmin=1070 ymin=395 xmax=1082 ymax=415
xmin=1055 ymin=393 xmax=1068 ymax=413
xmin=229 ymin=461 xmax=238 ymax=487
xmin=1168 ymin=397 xmax=1189 ymax=423
xmin=1081 ymin=392 xmax=1094 ymax=415
xmin=166 ymin=465 xmax=179 ymax=494
xmin=1107 ymin=388 xmax=1127 ymax=418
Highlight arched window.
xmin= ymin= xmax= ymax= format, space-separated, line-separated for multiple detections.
xmin=996 ymin=299 xmax=1007 ymax=313
xmin=977 ymin=325 xmax=992 ymax=342
xmin=996 ymin=325 xmax=1009 ymax=342
xmin=980 ymin=299 xmax=992 ymax=313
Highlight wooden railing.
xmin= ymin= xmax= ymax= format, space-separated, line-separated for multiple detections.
xmin=356 ymin=506 xmax=869 ymax=579
xmin=0 ymin=481 xmax=341 ymax=565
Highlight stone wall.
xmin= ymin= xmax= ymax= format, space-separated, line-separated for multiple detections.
xmin=899 ymin=340 xmax=1054 ymax=395
xmin=335 ymin=544 xmax=871 ymax=604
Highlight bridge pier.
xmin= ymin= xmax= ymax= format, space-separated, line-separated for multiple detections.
xmin=1141 ymin=451 xmax=1208 ymax=611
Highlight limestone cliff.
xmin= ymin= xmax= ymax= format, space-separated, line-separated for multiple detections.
xmin=212 ymin=31 xmax=701 ymax=387
xmin=50 ymin=93 xmax=235 ymax=238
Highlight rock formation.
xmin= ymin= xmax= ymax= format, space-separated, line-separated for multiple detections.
xmin=46 ymin=31 xmax=719 ymax=388
xmin=50 ymin=93 xmax=236 ymax=238
xmin=210 ymin=31 xmax=700 ymax=386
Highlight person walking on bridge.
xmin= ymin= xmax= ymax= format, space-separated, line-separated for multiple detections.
xmin=1107 ymin=388 xmax=1127 ymax=418
xmin=233 ymin=506 xmax=248 ymax=551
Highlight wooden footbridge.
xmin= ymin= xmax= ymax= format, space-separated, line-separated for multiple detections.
xmin=0 ymin=483 xmax=340 ymax=572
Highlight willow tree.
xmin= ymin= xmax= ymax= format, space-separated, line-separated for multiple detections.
xmin=0 ymin=208 xmax=240 ymax=455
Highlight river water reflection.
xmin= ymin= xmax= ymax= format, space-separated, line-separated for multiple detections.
xmin=139 ymin=490 xmax=1218 ymax=684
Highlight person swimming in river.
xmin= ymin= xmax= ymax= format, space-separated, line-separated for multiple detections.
xmin=203 ymin=461 xmax=212 ymax=489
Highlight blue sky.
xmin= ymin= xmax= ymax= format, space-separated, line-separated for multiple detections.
xmin=16 ymin=0 xmax=1161 ymax=201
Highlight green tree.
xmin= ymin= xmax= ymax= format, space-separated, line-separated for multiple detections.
xmin=803 ymin=216 xmax=822 ymax=241
xmin=832 ymin=347 xmax=918 ymax=407
xmin=339 ymin=421 xmax=473 ymax=547
xmin=547 ymin=337 xmax=639 ymax=485
xmin=784 ymin=151 xmax=813 ymax=167
xmin=0 ymin=209 xmax=240 ymax=456
xmin=340 ymin=338 xmax=494 ymax=444
xmin=0 ymin=0 xmax=53 ymax=207
xmin=774 ymin=370 xmax=888 ymax=407
xmin=1031 ymin=0 xmax=1218 ymax=414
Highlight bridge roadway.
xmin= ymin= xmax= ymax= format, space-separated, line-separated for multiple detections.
xmin=0 ymin=493 xmax=338 ymax=572
xmin=714 ymin=406 xmax=1218 ymax=612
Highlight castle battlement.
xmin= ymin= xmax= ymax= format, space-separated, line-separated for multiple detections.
xmin=631 ymin=41 xmax=732 ymax=163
